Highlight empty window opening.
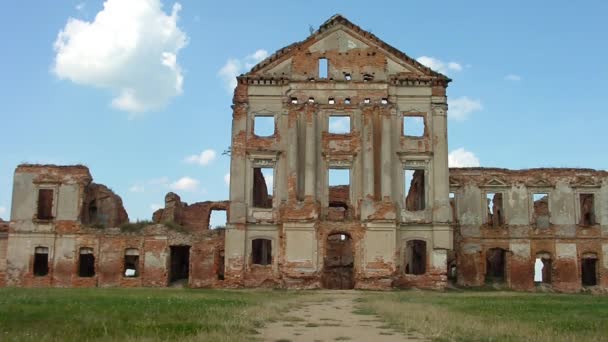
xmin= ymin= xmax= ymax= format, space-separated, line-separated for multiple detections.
xmin=582 ymin=253 xmax=598 ymax=286
xmin=88 ymin=200 xmax=98 ymax=223
xmin=308 ymin=97 xmax=315 ymax=103
xmin=209 ymin=209 xmax=227 ymax=229
xmin=329 ymin=115 xmax=351 ymax=134
xmin=449 ymin=192 xmax=457 ymax=223
xmin=252 ymin=239 xmax=272 ymax=265
xmin=78 ymin=247 xmax=95 ymax=277
xmin=217 ymin=250 xmax=225 ymax=280
xmin=403 ymin=116 xmax=425 ymax=137
xmin=318 ymin=58 xmax=328 ymax=78
xmin=322 ymin=233 xmax=354 ymax=289
xmin=328 ymin=169 xmax=350 ymax=221
xmin=363 ymin=74 xmax=373 ymax=81
xmin=344 ymin=73 xmax=352 ymax=81
xmin=405 ymin=169 xmax=425 ymax=211
xmin=291 ymin=97 xmax=298 ymax=104
xmin=37 ymin=189 xmax=53 ymax=220
xmin=485 ymin=248 xmax=506 ymax=283
xmin=169 ymin=245 xmax=190 ymax=283
xmin=253 ymin=167 xmax=273 ymax=208
xmin=381 ymin=98 xmax=388 ymax=105
xmin=533 ymin=193 xmax=550 ymax=228
xmin=344 ymin=98 xmax=351 ymax=105
xmin=124 ymin=248 xmax=139 ymax=278
xmin=328 ymin=97 xmax=335 ymax=105
xmin=33 ymin=246 xmax=49 ymax=277
xmin=486 ymin=193 xmax=504 ymax=227
xmin=363 ymin=98 xmax=371 ymax=104
xmin=534 ymin=253 xmax=551 ymax=284
xmin=405 ymin=240 xmax=426 ymax=275
xmin=580 ymin=194 xmax=596 ymax=226
xmin=253 ymin=115 xmax=274 ymax=137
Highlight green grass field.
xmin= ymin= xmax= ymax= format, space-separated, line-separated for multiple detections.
xmin=1 ymin=288 xmax=607 ymax=341
xmin=0 ymin=288 xmax=305 ymax=342
xmin=358 ymin=291 xmax=608 ymax=342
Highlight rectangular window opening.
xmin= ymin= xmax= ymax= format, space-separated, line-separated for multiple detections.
xmin=486 ymin=193 xmax=504 ymax=227
xmin=328 ymin=168 xmax=350 ymax=220
xmin=253 ymin=115 xmax=275 ymax=137
xmin=217 ymin=250 xmax=225 ymax=280
xmin=33 ymin=247 xmax=49 ymax=277
xmin=78 ymin=247 xmax=95 ymax=277
xmin=534 ymin=253 xmax=551 ymax=284
xmin=403 ymin=116 xmax=425 ymax=137
xmin=209 ymin=209 xmax=227 ymax=229
xmin=533 ymin=193 xmax=550 ymax=228
xmin=252 ymin=239 xmax=272 ymax=265
xmin=579 ymin=194 xmax=596 ymax=226
xmin=37 ymin=189 xmax=54 ymax=220
xmin=124 ymin=248 xmax=139 ymax=277
xmin=253 ymin=167 xmax=273 ymax=208
xmin=405 ymin=169 xmax=425 ymax=211
xmin=582 ymin=255 xmax=598 ymax=286
xmin=318 ymin=58 xmax=328 ymax=78
xmin=328 ymin=115 xmax=351 ymax=134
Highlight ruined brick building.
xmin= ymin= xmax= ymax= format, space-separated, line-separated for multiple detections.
xmin=1 ymin=15 xmax=606 ymax=292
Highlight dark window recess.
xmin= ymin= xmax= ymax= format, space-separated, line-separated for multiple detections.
xmin=405 ymin=170 xmax=425 ymax=211
xmin=169 ymin=245 xmax=190 ymax=282
xmin=33 ymin=247 xmax=49 ymax=276
xmin=405 ymin=240 xmax=426 ymax=275
xmin=124 ymin=249 xmax=139 ymax=277
xmin=487 ymin=193 xmax=504 ymax=227
xmin=217 ymin=250 xmax=225 ymax=280
xmin=253 ymin=167 xmax=273 ymax=208
xmin=582 ymin=255 xmax=598 ymax=286
xmin=485 ymin=248 xmax=506 ymax=283
xmin=252 ymin=239 xmax=272 ymax=265
xmin=78 ymin=248 xmax=95 ymax=277
xmin=580 ymin=194 xmax=596 ymax=226
xmin=37 ymin=189 xmax=54 ymax=220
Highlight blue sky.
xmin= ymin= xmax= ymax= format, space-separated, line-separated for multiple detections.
xmin=0 ymin=0 xmax=607 ymax=223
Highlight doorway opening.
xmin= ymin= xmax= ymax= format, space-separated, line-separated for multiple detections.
xmin=485 ymin=248 xmax=506 ymax=283
xmin=322 ymin=233 xmax=354 ymax=289
xmin=169 ymin=245 xmax=190 ymax=284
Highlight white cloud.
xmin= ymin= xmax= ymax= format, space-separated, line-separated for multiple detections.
xmin=150 ymin=203 xmax=163 ymax=211
xmin=218 ymin=49 xmax=268 ymax=93
xmin=449 ymin=148 xmax=481 ymax=168
xmin=417 ymin=56 xmax=463 ymax=75
xmin=448 ymin=96 xmax=483 ymax=121
xmin=0 ymin=206 xmax=6 ymax=218
xmin=129 ymin=184 xmax=145 ymax=193
xmin=53 ymin=0 xmax=188 ymax=114
xmin=504 ymin=74 xmax=522 ymax=81
xmin=224 ymin=173 xmax=230 ymax=186
xmin=265 ymin=175 xmax=273 ymax=191
xmin=184 ymin=149 xmax=216 ymax=166
xmin=170 ymin=176 xmax=199 ymax=192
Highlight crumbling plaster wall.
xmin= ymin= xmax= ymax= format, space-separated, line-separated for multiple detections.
xmin=225 ymin=16 xmax=451 ymax=289
xmin=451 ymin=168 xmax=608 ymax=292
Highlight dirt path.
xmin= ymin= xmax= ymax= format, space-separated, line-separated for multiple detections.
xmin=257 ymin=291 xmax=425 ymax=342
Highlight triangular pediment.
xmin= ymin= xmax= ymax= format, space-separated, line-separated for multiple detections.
xmin=571 ymin=176 xmax=600 ymax=188
xmin=526 ymin=178 xmax=552 ymax=188
xmin=246 ymin=15 xmax=449 ymax=81
xmin=483 ymin=178 xmax=508 ymax=187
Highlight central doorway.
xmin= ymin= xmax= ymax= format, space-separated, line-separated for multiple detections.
xmin=322 ymin=233 xmax=354 ymax=289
